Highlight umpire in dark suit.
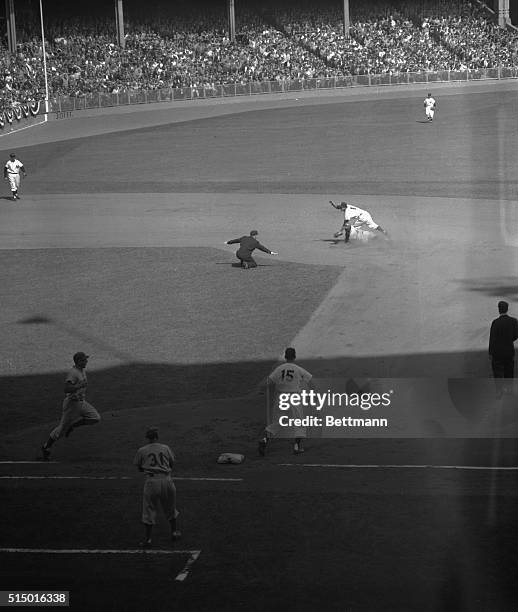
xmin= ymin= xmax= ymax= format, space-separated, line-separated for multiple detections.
xmin=489 ymin=301 xmax=518 ymax=395
xmin=225 ymin=230 xmax=278 ymax=269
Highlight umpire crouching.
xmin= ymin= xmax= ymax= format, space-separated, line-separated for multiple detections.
xmin=489 ymin=300 xmax=518 ymax=397
xmin=225 ymin=230 xmax=278 ymax=269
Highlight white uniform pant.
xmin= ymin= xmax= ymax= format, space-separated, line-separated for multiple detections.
xmin=7 ymin=173 xmax=20 ymax=193
xmin=49 ymin=397 xmax=100 ymax=441
xmin=350 ymin=225 xmax=377 ymax=242
xmin=425 ymin=107 xmax=435 ymax=120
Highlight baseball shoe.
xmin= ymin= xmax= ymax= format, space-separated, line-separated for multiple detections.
xmin=171 ymin=531 xmax=182 ymax=541
xmin=258 ymin=437 xmax=267 ymax=456
xmin=242 ymin=262 xmax=250 ymax=269
xmin=41 ymin=445 xmax=51 ymax=461
xmin=139 ymin=540 xmax=152 ymax=549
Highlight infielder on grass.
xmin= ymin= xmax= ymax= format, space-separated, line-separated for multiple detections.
xmin=41 ymin=352 xmax=101 ymax=461
xmin=4 ymin=152 xmax=27 ymax=200
xmin=259 ymin=347 xmax=314 ymax=456
xmin=225 ymin=229 xmax=278 ymax=269
xmin=134 ymin=427 xmax=181 ymax=548
xmin=329 ymin=200 xmax=388 ymax=243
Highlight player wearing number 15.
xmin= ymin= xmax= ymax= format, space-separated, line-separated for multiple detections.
xmin=134 ymin=427 xmax=181 ymax=548
xmin=259 ymin=347 xmax=314 ymax=456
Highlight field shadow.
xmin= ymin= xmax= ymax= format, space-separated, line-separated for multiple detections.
xmin=0 ymin=348 xmax=505 ymax=434
xmin=456 ymin=277 xmax=518 ymax=298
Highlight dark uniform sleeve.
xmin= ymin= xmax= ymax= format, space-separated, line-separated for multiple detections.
xmin=255 ymin=241 xmax=272 ymax=254
xmin=226 ymin=238 xmax=241 ymax=245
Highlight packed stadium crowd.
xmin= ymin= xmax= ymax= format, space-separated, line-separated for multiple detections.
xmin=1 ymin=0 xmax=517 ymax=113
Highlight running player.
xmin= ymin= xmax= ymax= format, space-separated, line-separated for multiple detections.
xmin=41 ymin=352 xmax=101 ymax=460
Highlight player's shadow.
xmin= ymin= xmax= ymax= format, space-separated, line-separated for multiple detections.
xmin=0 ymin=195 xmax=16 ymax=201
xmin=315 ymin=238 xmax=357 ymax=248
xmin=215 ymin=262 xmax=274 ymax=267
xmin=416 ymin=120 xmax=431 ymax=124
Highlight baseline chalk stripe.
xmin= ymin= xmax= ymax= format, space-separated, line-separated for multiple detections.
xmin=278 ymin=463 xmax=518 ymax=471
xmin=0 ymin=476 xmax=242 ymax=481
xmin=0 ymin=548 xmax=198 ymax=554
xmin=175 ymin=550 xmax=201 ymax=582
xmin=0 ymin=461 xmax=59 ymax=464
xmin=0 ymin=549 xmax=202 ymax=582
xmin=0 ymin=476 xmax=132 ymax=480
xmin=175 ymin=477 xmax=243 ymax=481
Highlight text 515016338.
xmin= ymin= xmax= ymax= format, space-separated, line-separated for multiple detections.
xmin=0 ymin=592 xmax=69 ymax=607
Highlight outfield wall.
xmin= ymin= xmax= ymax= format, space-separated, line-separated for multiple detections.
xmin=47 ymin=67 xmax=518 ymax=115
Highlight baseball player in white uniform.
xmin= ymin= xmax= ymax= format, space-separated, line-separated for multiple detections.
xmin=4 ymin=153 xmax=27 ymax=200
xmin=41 ymin=352 xmax=101 ymax=460
xmin=259 ymin=347 xmax=314 ymax=456
xmin=134 ymin=427 xmax=181 ymax=548
xmin=330 ymin=200 xmax=388 ymax=243
xmin=423 ymin=93 xmax=436 ymax=121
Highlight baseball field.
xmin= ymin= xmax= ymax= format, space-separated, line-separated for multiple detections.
xmin=1 ymin=80 xmax=518 ymax=611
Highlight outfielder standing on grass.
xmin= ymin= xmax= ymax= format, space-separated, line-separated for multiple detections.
xmin=41 ymin=352 xmax=101 ymax=460
xmin=330 ymin=200 xmax=388 ymax=243
xmin=259 ymin=347 xmax=314 ymax=456
xmin=4 ymin=152 xmax=26 ymax=200
xmin=225 ymin=229 xmax=278 ymax=269
xmin=134 ymin=427 xmax=181 ymax=548
xmin=423 ymin=93 xmax=436 ymax=122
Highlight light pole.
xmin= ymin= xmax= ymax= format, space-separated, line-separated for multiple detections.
xmin=39 ymin=0 xmax=49 ymax=114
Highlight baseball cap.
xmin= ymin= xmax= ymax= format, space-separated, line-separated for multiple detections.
xmin=285 ymin=347 xmax=296 ymax=360
xmin=73 ymin=351 xmax=89 ymax=363
xmin=250 ymin=230 xmax=258 ymax=236
xmin=146 ymin=427 xmax=159 ymax=440
xmin=9 ymin=153 xmax=15 ymax=158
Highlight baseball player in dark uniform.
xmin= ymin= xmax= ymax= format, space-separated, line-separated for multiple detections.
xmin=225 ymin=230 xmax=278 ymax=269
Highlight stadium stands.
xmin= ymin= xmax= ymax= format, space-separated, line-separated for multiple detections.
xmin=1 ymin=0 xmax=517 ymax=113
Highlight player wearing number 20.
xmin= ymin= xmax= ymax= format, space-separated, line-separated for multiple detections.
xmin=134 ymin=427 xmax=181 ymax=548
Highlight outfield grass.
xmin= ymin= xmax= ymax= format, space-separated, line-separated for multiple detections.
xmin=2 ymin=247 xmax=341 ymax=433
